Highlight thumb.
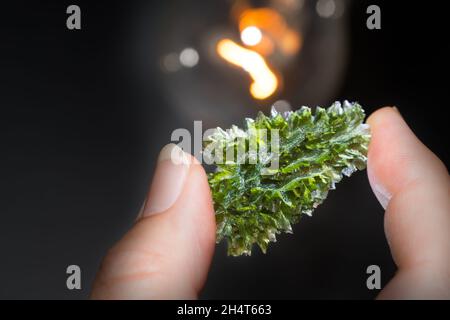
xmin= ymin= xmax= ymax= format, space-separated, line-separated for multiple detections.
xmin=367 ymin=107 xmax=450 ymax=299
xmin=91 ymin=144 xmax=216 ymax=299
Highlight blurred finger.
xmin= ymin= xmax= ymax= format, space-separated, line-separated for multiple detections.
xmin=91 ymin=144 xmax=216 ymax=299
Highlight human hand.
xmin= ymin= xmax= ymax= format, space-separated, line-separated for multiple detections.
xmin=90 ymin=144 xmax=216 ymax=299
xmin=367 ymin=107 xmax=449 ymax=299
xmin=90 ymin=107 xmax=449 ymax=299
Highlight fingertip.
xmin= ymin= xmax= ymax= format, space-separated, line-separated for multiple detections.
xmin=366 ymin=105 xmax=442 ymax=198
xmin=366 ymin=106 xmax=398 ymax=127
xmin=366 ymin=107 xmax=399 ymax=208
xmin=176 ymin=160 xmax=216 ymax=251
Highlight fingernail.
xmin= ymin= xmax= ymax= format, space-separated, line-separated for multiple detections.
xmin=135 ymin=197 xmax=147 ymax=220
xmin=372 ymin=182 xmax=392 ymax=210
xmin=368 ymin=168 xmax=393 ymax=210
xmin=142 ymin=144 xmax=190 ymax=217
xmin=392 ymin=106 xmax=401 ymax=115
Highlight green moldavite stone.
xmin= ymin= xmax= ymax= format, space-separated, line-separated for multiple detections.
xmin=204 ymin=101 xmax=371 ymax=256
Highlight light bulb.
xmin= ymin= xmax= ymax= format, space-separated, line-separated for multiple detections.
xmin=136 ymin=0 xmax=349 ymax=129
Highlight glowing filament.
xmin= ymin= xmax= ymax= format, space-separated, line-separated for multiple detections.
xmin=217 ymin=39 xmax=278 ymax=100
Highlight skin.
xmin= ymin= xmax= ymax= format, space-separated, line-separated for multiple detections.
xmin=90 ymin=107 xmax=450 ymax=299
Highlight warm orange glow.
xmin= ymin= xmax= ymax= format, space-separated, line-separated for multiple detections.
xmin=239 ymin=8 xmax=285 ymax=35
xmin=238 ymin=8 xmax=302 ymax=56
xmin=217 ymin=39 xmax=278 ymax=100
xmin=279 ymin=30 xmax=301 ymax=55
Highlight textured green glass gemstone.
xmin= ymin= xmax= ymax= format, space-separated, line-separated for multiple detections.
xmin=204 ymin=101 xmax=371 ymax=256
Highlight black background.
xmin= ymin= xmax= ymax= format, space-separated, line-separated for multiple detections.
xmin=0 ymin=1 xmax=448 ymax=299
